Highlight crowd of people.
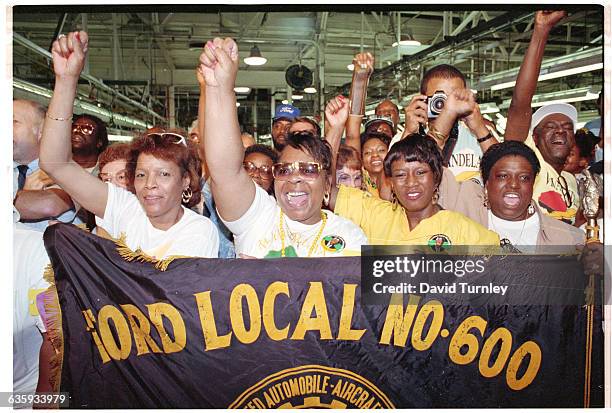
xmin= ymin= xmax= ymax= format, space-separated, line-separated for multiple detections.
xmin=12 ymin=10 xmax=605 ymax=401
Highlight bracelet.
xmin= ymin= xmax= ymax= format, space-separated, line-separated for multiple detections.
xmin=46 ymin=113 xmax=73 ymax=122
xmin=427 ymin=127 xmax=447 ymax=142
xmin=476 ymin=132 xmax=493 ymax=143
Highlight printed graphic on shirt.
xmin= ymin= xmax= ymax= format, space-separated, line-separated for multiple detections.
xmin=537 ymin=190 xmax=577 ymax=224
xmin=321 ymin=235 xmax=346 ymax=253
xmin=264 ymin=246 xmax=298 ymax=258
xmin=428 ymin=234 xmax=451 ymax=252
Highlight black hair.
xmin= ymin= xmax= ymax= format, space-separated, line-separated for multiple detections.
xmin=284 ymin=131 xmax=332 ymax=173
xmin=291 ymin=116 xmax=322 ymax=137
xmin=245 ymin=144 xmax=279 ymax=164
xmin=480 ymin=141 xmax=541 ymax=185
xmin=360 ymin=131 xmax=391 ymax=150
xmin=574 ymin=128 xmax=599 ymax=158
xmin=73 ymin=114 xmax=109 ymax=154
xmin=384 ymin=133 xmax=443 ymax=186
xmin=420 ymin=64 xmax=467 ymax=94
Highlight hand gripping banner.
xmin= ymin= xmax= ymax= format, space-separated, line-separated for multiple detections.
xmin=40 ymin=224 xmax=603 ymax=408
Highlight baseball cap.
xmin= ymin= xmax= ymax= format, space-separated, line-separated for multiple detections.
xmin=364 ymin=114 xmax=394 ymax=130
xmin=530 ymin=103 xmax=578 ymax=133
xmin=273 ymin=104 xmax=300 ymax=122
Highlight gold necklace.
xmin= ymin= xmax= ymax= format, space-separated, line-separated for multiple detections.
xmin=279 ymin=210 xmax=327 ymax=257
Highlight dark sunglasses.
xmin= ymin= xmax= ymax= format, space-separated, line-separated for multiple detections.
xmin=271 ymin=161 xmax=322 ymax=181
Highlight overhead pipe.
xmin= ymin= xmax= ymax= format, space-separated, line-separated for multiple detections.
xmin=13 ymin=32 xmax=164 ymax=121
xmin=330 ymin=11 xmax=534 ymax=99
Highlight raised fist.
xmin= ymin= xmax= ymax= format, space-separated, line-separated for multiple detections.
xmin=352 ymin=52 xmax=374 ymax=76
xmin=51 ymin=31 xmax=89 ymax=79
xmin=535 ymin=10 xmax=567 ymax=30
xmin=444 ymin=88 xmax=476 ymax=118
xmin=198 ymin=37 xmax=239 ymax=90
xmin=325 ymin=95 xmax=349 ymax=128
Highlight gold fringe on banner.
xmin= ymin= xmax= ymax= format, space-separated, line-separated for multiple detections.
xmin=113 ymin=233 xmax=189 ymax=271
xmin=41 ymin=266 xmax=64 ymax=394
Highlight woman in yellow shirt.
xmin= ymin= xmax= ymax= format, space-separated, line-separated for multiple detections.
xmin=330 ymin=133 xmax=499 ymax=247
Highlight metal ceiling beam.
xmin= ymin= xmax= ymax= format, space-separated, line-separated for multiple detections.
xmin=13 ymin=32 xmax=164 ymax=121
xmin=330 ymin=11 xmax=534 ymax=99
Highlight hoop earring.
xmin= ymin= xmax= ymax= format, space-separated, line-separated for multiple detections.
xmin=432 ymin=187 xmax=440 ymax=204
xmin=182 ymin=187 xmax=193 ymax=204
xmin=483 ymin=191 xmax=490 ymax=209
xmin=323 ymin=191 xmax=330 ymax=207
xmin=527 ymin=202 xmax=535 ymax=215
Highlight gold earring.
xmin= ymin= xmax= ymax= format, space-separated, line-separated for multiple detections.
xmin=391 ymin=192 xmax=399 ymax=211
xmin=323 ymin=191 xmax=330 ymax=207
xmin=432 ymin=187 xmax=440 ymax=204
xmin=182 ymin=187 xmax=193 ymax=204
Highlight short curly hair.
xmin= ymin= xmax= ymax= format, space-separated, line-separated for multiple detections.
xmin=360 ymin=131 xmax=391 ymax=151
xmin=98 ymin=143 xmax=131 ymax=173
xmin=337 ymin=144 xmax=362 ymax=170
xmin=244 ymin=144 xmax=279 ymax=164
xmin=480 ymin=141 xmax=540 ymax=185
xmin=125 ymin=127 xmax=202 ymax=208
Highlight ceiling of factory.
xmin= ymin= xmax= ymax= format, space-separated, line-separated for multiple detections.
xmin=11 ymin=4 xmax=603 ymax=137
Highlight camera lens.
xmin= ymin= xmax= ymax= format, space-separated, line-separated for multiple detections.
xmin=433 ymin=99 xmax=445 ymax=110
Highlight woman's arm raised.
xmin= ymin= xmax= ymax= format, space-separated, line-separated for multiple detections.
xmin=199 ymin=38 xmax=256 ymax=222
xmin=39 ymin=31 xmax=108 ymax=218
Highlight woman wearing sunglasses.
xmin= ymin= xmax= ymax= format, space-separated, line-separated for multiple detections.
xmin=243 ymin=144 xmax=278 ymax=195
xmin=198 ymin=38 xmax=367 ymax=258
xmin=440 ymin=140 xmax=585 ymax=250
xmin=39 ymin=31 xmax=218 ymax=259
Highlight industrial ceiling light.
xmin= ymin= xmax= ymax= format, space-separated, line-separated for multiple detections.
xmin=234 ymin=86 xmax=251 ymax=94
xmin=291 ymin=92 xmax=304 ymax=100
xmin=236 ymin=102 xmax=241 ymax=107
xmin=282 ymin=99 xmax=289 ymax=104
xmin=392 ymin=34 xmax=421 ymax=48
xmin=304 ymin=87 xmax=317 ymax=94
xmin=490 ymin=63 xmax=603 ymax=91
xmin=347 ymin=63 xmax=355 ymax=71
xmin=244 ymin=45 xmax=267 ymax=66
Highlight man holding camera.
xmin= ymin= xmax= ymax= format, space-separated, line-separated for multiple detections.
xmin=402 ymin=64 xmax=499 ymax=182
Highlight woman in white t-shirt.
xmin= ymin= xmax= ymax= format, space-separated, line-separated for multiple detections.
xmin=198 ymin=37 xmax=367 ymax=258
xmin=39 ymin=31 xmax=218 ymax=259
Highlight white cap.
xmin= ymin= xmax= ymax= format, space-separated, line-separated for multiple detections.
xmin=530 ymin=103 xmax=578 ymax=133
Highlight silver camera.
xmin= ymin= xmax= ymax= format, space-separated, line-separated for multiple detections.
xmin=426 ymin=90 xmax=447 ymax=118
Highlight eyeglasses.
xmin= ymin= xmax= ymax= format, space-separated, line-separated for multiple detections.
xmin=272 ymin=161 xmax=322 ymax=181
xmin=243 ymin=161 xmax=273 ymax=179
xmin=557 ymin=175 xmax=573 ymax=208
xmin=146 ymin=132 xmax=187 ymax=147
xmin=99 ymin=169 xmax=128 ymax=184
xmin=72 ymin=123 xmax=95 ymax=135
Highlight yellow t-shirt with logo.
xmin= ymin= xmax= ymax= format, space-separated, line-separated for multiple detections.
xmin=335 ymin=185 xmax=500 ymax=246
xmin=525 ymin=134 xmax=579 ymax=225
xmin=361 ymin=168 xmax=380 ymax=198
